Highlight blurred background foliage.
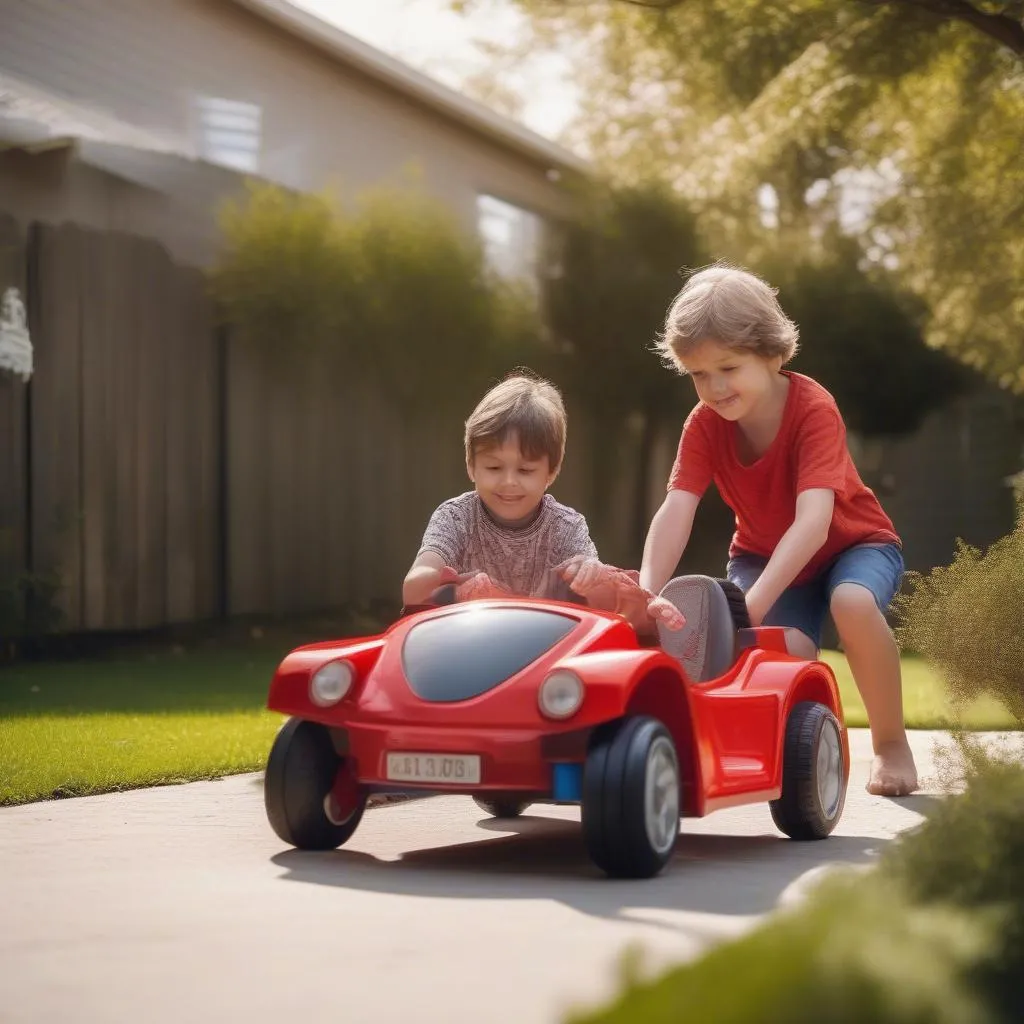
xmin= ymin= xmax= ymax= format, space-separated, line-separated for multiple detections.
xmin=894 ymin=488 xmax=1024 ymax=721
xmin=455 ymin=0 xmax=1024 ymax=392
xmin=210 ymin=179 xmax=544 ymax=418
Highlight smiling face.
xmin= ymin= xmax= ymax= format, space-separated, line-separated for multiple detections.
xmin=467 ymin=436 xmax=556 ymax=525
xmin=679 ymin=339 xmax=785 ymax=423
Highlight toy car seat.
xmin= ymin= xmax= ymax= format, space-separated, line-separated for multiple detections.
xmin=655 ymin=575 xmax=750 ymax=682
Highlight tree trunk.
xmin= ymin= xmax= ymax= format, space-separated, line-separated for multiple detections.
xmin=630 ymin=411 xmax=660 ymax=567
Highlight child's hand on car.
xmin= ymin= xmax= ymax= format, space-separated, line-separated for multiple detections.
xmin=555 ymin=558 xmax=686 ymax=632
xmin=554 ymin=556 xmax=621 ymax=597
xmin=441 ymin=567 xmax=509 ymax=602
xmin=646 ymin=595 xmax=686 ymax=631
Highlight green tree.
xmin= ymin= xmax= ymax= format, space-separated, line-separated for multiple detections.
xmin=766 ymin=241 xmax=969 ymax=438
xmin=210 ymin=180 xmax=541 ymax=416
xmin=456 ymin=0 xmax=1024 ymax=391
xmin=540 ymin=181 xmax=705 ymax=548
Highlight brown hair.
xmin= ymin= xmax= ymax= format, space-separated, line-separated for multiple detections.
xmin=464 ymin=371 xmax=567 ymax=474
xmin=656 ymin=263 xmax=799 ymax=372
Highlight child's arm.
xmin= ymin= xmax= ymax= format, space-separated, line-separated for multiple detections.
xmin=402 ymin=552 xmax=448 ymax=607
xmin=744 ymin=488 xmax=834 ymax=626
xmin=640 ymin=490 xmax=701 ymax=594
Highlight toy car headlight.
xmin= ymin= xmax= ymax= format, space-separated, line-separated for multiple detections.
xmin=309 ymin=660 xmax=354 ymax=707
xmin=538 ymin=670 xmax=584 ymax=720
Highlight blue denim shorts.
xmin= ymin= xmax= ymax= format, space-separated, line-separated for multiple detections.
xmin=726 ymin=542 xmax=905 ymax=650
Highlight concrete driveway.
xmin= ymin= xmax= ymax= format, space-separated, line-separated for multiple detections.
xmin=0 ymin=730 xmax=956 ymax=1024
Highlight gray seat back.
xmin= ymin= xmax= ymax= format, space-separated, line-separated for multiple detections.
xmin=655 ymin=575 xmax=737 ymax=682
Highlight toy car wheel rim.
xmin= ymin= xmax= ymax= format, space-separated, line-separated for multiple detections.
xmin=322 ymin=793 xmax=357 ymax=826
xmin=816 ymin=718 xmax=843 ymax=818
xmin=644 ymin=735 xmax=680 ymax=855
xmin=323 ymin=761 xmax=360 ymax=826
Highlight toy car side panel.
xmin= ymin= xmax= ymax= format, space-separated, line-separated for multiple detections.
xmin=562 ymin=648 xmax=710 ymax=817
xmin=691 ymin=650 xmax=847 ymax=808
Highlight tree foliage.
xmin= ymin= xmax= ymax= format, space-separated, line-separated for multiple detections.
xmin=458 ymin=0 xmax=1024 ymax=391
xmin=543 ymin=180 xmax=703 ymax=424
xmin=765 ymin=241 xmax=970 ymax=437
xmin=539 ymin=180 xmax=704 ymax=543
xmin=210 ymin=180 xmax=542 ymax=414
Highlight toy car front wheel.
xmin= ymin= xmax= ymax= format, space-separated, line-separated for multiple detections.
xmin=770 ymin=702 xmax=847 ymax=840
xmin=264 ymin=718 xmax=367 ymax=850
xmin=472 ymin=796 xmax=531 ymax=819
xmin=582 ymin=716 xmax=680 ymax=879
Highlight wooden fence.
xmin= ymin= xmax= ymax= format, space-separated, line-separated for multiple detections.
xmin=0 ymin=216 xmax=639 ymax=633
xmin=0 ymin=215 xmax=1019 ymax=636
xmin=2 ymin=217 xmax=219 ymax=633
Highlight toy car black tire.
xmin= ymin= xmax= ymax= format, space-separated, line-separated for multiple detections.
xmin=582 ymin=715 xmax=680 ymax=879
xmin=264 ymin=718 xmax=367 ymax=850
xmin=472 ymin=796 xmax=531 ymax=818
xmin=770 ymin=701 xmax=847 ymax=840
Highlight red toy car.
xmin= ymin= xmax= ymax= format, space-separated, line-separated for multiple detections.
xmin=263 ymin=575 xmax=849 ymax=879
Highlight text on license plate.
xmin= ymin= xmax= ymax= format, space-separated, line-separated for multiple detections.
xmin=386 ymin=752 xmax=481 ymax=784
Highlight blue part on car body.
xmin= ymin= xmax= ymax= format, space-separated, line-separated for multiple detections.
xmin=552 ymin=762 xmax=583 ymax=802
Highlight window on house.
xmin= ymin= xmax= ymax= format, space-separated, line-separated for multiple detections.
xmin=476 ymin=194 xmax=544 ymax=286
xmin=194 ymin=96 xmax=262 ymax=173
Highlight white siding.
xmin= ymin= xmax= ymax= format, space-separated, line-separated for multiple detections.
xmin=0 ymin=0 xmax=573 ymax=226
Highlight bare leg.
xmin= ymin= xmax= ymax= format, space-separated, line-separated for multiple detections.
xmin=784 ymin=629 xmax=819 ymax=661
xmin=830 ymin=583 xmax=918 ymax=796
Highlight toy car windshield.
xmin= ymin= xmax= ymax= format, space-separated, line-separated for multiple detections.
xmin=402 ymin=605 xmax=579 ymax=702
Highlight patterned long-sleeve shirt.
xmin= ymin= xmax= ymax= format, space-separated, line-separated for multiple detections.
xmin=416 ymin=491 xmax=598 ymax=599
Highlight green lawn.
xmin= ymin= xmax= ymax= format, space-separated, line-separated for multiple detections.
xmin=820 ymin=650 xmax=1017 ymax=731
xmin=0 ymin=634 xmax=1017 ymax=806
xmin=0 ymin=642 xmax=287 ymax=806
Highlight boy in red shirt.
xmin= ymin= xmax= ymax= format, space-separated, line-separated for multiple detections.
xmin=639 ymin=264 xmax=918 ymax=797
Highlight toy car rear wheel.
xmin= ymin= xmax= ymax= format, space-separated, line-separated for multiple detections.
xmin=264 ymin=718 xmax=367 ymax=850
xmin=582 ymin=716 xmax=680 ymax=879
xmin=472 ymin=796 xmax=530 ymax=818
xmin=770 ymin=702 xmax=846 ymax=840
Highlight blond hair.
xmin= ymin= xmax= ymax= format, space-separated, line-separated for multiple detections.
xmin=464 ymin=371 xmax=567 ymax=474
xmin=656 ymin=263 xmax=799 ymax=372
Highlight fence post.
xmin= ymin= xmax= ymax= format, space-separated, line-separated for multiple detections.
xmin=215 ymin=321 xmax=229 ymax=621
xmin=0 ymin=214 xmax=30 ymax=647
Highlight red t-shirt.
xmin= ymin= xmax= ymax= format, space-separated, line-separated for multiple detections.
xmin=668 ymin=372 xmax=899 ymax=585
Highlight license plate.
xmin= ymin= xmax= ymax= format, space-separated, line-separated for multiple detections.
xmin=386 ymin=752 xmax=481 ymax=784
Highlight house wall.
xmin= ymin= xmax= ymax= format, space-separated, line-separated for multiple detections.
xmin=0 ymin=0 xmax=574 ymax=237
xmin=0 ymin=148 xmax=232 ymax=266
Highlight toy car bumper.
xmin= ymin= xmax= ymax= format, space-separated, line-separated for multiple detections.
xmin=334 ymin=722 xmax=584 ymax=795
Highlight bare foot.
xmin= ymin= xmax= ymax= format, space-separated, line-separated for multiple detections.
xmin=867 ymin=740 xmax=919 ymax=797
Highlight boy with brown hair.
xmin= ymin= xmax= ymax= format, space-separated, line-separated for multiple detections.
xmin=403 ymin=371 xmax=625 ymax=608
xmin=639 ymin=263 xmax=918 ymax=797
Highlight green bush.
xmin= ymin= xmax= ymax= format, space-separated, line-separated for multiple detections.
xmin=210 ymin=180 xmax=542 ymax=415
xmin=0 ymin=568 xmax=63 ymax=657
xmin=568 ymin=876 xmax=993 ymax=1024
xmin=892 ymin=491 xmax=1024 ymax=721
xmin=883 ymin=754 xmax=1024 ymax=1024
xmin=212 ymin=185 xmax=352 ymax=356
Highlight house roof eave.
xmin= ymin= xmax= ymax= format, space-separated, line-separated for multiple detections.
xmin=228 ymin=0 xmax=591 ymax=178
